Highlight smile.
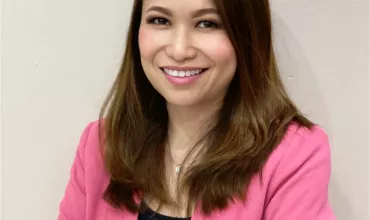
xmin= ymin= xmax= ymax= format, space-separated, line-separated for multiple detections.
xmin=161 ymin=67 xmax=207 ymax=78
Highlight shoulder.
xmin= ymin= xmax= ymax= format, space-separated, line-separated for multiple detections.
xmin=282 ymin=123 xmax=330 ymax=159
xmin=255 ymin=124 xmax=336 ymax=219
xmin=75 ymin=120 xmax=107 ymax=177
xmin=59 ymin=120 xmax=110 ymax=219
xmin=262 ymin=122 xmax=332 ymax=199
xmin=260 ymin=122 xmax=332 ymax=186
xmin=77 ymin=120 xmax=101 ymax=154
xmin=281 ymin=123 xmax=331 ymax=166
xmin=265 ymin=123 xmax=331 ymax=173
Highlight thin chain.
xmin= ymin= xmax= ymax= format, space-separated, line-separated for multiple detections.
xmin=165 ymin=141 xmax=204 ymax=175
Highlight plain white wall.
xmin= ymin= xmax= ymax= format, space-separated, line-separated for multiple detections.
xmin=1 ymin=0 xmax=369 ymax=219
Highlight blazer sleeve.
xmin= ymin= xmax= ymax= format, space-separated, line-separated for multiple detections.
xmin=264 ymin=127 xmax=336 ymax=220
xmin=58 ymin=122 xmax=93 ymax=220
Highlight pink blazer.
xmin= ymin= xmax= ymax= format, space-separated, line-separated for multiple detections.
xmin=58 ymin=121 xmax=336 ymax=220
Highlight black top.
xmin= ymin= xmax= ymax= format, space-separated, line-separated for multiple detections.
xmin=138 ymin=206 xmax=191 ymax=220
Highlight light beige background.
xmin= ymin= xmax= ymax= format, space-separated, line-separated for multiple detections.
xmin=1 ymin=0 xmax=369 ymax=219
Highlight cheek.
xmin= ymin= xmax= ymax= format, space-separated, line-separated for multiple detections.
xmin=200 ymin=34 xmax=236 ymax=68
xmin=138 ymin=27 xmax=153 ymax=61
xmin=138 ymin=26 xmax=168 ymax=62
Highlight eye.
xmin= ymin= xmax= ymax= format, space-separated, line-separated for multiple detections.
xmin=147 ymin=17 xmax=170 ymax=26
xmin=197 ymin=21 xmax=219 ymax=28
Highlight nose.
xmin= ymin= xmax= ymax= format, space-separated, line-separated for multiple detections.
xmin=165 ymin=28 xmax=197 ymax=62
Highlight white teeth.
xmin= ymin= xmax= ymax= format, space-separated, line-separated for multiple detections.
xmin=179 ymin=71 xmax=185 ymax=77
xmin=163 ymin=68 xmax=204 ymax=77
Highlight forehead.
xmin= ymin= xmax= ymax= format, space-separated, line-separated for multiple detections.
xmin=142 ymin=0 xmax=215 ymax=11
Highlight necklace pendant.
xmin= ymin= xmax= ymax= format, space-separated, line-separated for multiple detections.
xmin=175 ymin=165 xmax=181 ymax=174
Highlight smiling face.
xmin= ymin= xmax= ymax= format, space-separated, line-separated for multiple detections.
xmin=138 ymin=0 xmax=237 ymax=108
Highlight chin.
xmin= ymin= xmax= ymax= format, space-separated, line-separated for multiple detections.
xmin=162 ymin=94 xmax=202 ymax=108
xmin=165 ymin=98 xmax=201 ymax=108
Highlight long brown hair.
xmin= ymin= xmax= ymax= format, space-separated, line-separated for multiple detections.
xmin=99 ymin=0 xmax=314 ymax=216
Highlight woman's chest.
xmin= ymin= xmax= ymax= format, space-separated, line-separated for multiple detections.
xmin=85 ymin=160 xmax=268 ymax=220
xmin=90 ymin=187 xmax=267 ymax=220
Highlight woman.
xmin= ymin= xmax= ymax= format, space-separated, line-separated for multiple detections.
xmin=58 ymin=0 xmax=335 ymax=219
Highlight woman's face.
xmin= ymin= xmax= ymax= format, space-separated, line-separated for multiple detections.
xmin=139 ymin=0 xmax=236 ymax=107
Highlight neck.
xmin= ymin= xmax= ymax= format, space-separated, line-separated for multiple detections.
xmin=166 ymin=101 xmax=222 ymax=153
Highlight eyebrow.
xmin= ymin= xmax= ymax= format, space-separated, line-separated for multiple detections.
xmin=146 ymin=6 xmax=218 ymax=18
